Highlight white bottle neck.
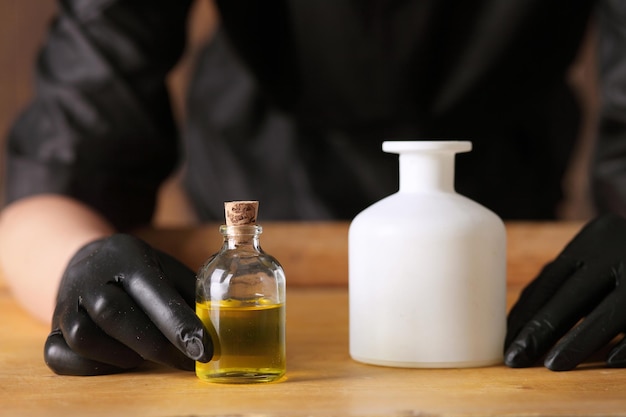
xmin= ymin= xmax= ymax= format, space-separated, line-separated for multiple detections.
xmin=398 ymin=152 xmax=456 ymax=193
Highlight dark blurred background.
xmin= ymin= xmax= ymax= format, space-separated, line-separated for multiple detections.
xmin=0 ymin=0 xmax=599 ymax=225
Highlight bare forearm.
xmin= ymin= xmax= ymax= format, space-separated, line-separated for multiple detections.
xmin=0 ymin=195 xmax=115 ymax=323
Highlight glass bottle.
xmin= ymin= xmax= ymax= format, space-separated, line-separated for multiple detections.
xmin=349 ymin=141 xmax=506 ymax=368
xmin=196 ymin=201 xmax=286 ymax=383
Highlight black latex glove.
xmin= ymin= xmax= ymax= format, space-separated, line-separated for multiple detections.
xmin=44 ymin=234 xmax=212 ymax=375
xmin=505 ymin=213 xmax=626 ymax=371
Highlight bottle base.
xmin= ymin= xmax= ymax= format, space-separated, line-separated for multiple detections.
xmin=351 ymin=354 xmax=502 ymax=369
xmin=197 ymin=369 xmax=285 ymax=384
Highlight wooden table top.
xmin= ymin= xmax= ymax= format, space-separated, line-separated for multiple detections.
xmin=2 ymin=221 xmax=626 ymax=417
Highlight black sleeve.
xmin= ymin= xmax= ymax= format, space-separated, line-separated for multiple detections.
xmin=4 ymin=0 xmax=193 ymax=230
xmin=591 ymin=0 xmax=626 ymax=217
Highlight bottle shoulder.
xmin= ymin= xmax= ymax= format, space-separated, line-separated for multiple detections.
xmin=197 ymin=249 xmax=285 ymax=279
xmin=350 ymin=191 xmax=505 ymax=236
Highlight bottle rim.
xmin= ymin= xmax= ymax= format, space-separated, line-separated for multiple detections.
xmin=382 ymin=140 xmax=472 ymax=154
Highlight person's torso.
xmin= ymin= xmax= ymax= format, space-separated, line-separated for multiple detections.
xmin=183 ymin=0 xmax=596 ymax=221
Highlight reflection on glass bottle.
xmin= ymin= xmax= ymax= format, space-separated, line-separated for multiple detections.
xmin=196 ymin=201 xmax=286 ymax=383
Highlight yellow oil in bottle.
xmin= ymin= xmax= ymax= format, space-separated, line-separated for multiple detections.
xmin=196 ymin=298 xmax=286 ymax=383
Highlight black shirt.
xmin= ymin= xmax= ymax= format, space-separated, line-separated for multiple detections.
xmin=6 ymin=0 xmax=624 ymax=229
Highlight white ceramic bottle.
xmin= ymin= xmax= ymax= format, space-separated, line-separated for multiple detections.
xmin=349 ymin=141 xmax=506 ymax=368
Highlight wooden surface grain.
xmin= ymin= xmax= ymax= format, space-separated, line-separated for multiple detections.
xmin=3 ymin=221 xmax=626 ymax=417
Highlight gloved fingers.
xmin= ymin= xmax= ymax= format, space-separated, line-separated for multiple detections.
xmin=607 ymin=336 xmax=626 ymax=367
xmin=57 ymin=300 xmax=143 ymax=369
xmin=79 ymin=283 xmax=197 ymax=370
xmin=544 ymin=274 xmax=626 ymax=371
xmin=560 ymin=214 xmax=626 ymax=259
xmin=508 ymin=213 xmax=626 ymax=345
xmin=154 ymin=249 xmax=196 ymax=306
xmin=505 ymin=259 xmax=578 ymax=349
xmin=44 ymin=330 xmax=128 ymax=376
xmin=98 ymin=234 xmax=211 ymax=363
xmin=122 ymin=262 xmax=212 ymax=364
xmin=504 ymin=264 xmax=614 ymax=368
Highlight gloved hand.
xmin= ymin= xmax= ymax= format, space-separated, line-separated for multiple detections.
xmin=44 ymin=234 xmax=212 ymax=375
xmin=505 ymin=213 xmax=626 ymax=371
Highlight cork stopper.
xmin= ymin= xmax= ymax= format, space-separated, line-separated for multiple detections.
xmin=224 ymin=201 xmax=258 ymax=226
